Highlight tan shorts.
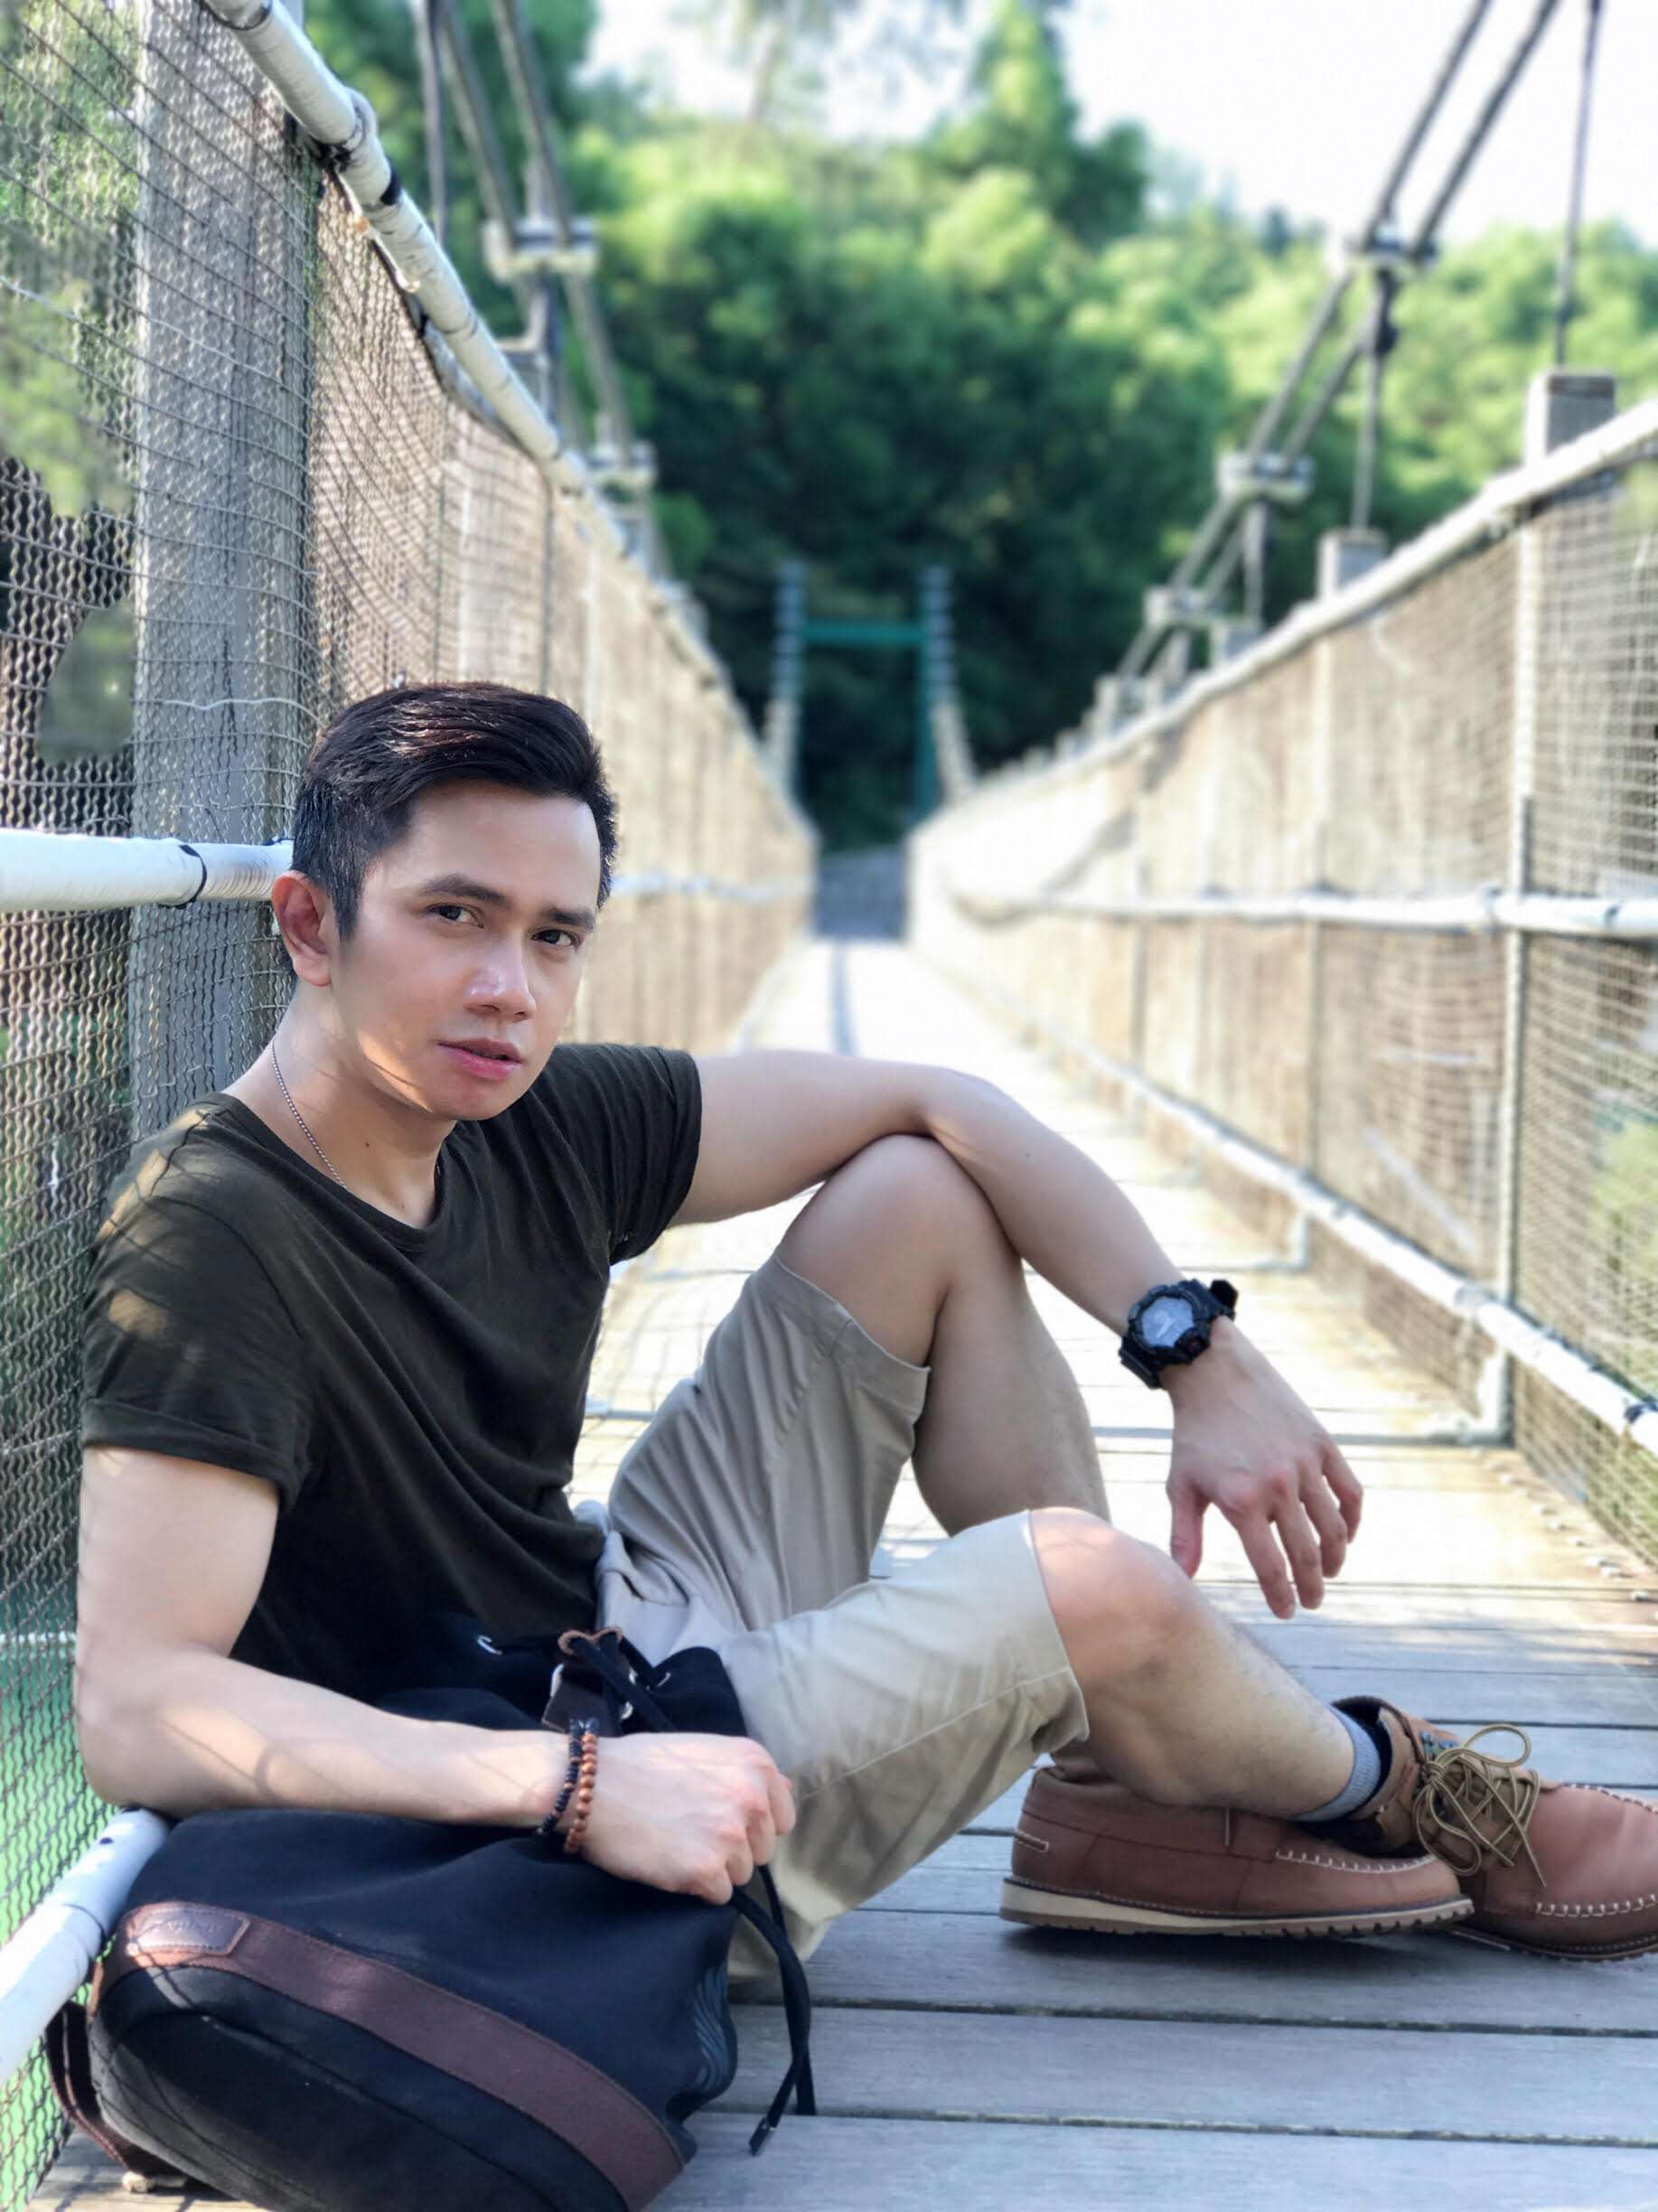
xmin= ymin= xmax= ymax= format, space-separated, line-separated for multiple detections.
xmin=591 ymin=1253 xmax=1088 ymax=1977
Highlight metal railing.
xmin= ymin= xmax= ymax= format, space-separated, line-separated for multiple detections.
xmin=914 ymin=372 xmax=1658 ymax=1574
xmin=0 ymin=5 xmax=813 ymax=2198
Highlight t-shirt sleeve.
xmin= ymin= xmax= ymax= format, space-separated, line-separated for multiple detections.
xmin=81 ymin=1188 xmax=314 ymax=1515
xmin=544 ymin=1043 xmax=704 ymax=1263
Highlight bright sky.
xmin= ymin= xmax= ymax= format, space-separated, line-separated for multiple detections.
xmin=585 ymin=0 xmax=1654 ymax=247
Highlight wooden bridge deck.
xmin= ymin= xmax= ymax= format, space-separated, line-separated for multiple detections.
xmin=35 ymin=941 xmax=1658 ymax=2209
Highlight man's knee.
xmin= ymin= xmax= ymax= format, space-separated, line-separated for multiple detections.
xmin=782 ymin=1134 xmax=1008 ymax=1279
xmin=776 ymin=1135 xmax=1012 ymax=1366
xmin=1029 ymin=1506 xmax=1195 ymax=1678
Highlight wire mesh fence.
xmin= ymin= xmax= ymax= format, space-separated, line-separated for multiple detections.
xmin=0 ymin=4 xmax=809 ymax=2198
xmin=913 ymin=410 xmax=1658 ymax=1579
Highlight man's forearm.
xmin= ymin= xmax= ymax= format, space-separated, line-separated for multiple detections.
xmin=916 ymin=1067 xmax=1360 ymax=1615
xmin=919 ymin=1069 xmax=1196 ymax=1335
xmin=77 ymin=1645 xmax=558 ymax=1827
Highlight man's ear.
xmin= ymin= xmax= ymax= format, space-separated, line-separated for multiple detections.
xmin=270 ymin=871 xmax=335 ymax=988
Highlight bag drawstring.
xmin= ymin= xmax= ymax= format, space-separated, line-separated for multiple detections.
xmin=730 ymin=1885 xmax=816 ymax=2152
xmin=560 ymin=1631 xmax=816 ymax=2153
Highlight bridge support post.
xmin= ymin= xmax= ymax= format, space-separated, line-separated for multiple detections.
xmin=1316 ymin=528 xmax=1387 ymax=599
xmin=1491 ymin=367 xmax=1618 ymax=1431
xmin=763 ymin=560 xmax=806 ymax=794
xmin=1524 ymin=367 xmax=1618 ymax=457
xmin=917 ymin=566 xmax=972 ymax=811
xmin=127 ymin=3 xmax=314 ymax=1139
xmin=1096 ymin=676 xmax=1147 ymax=732
xmin=1150 ymin=628 xmax=1191 ymax=701
xmin=1206 ymin=617 xmax=1260 ymax=665
xmin=1297 ymin=534 xmax=1390 ymax=1267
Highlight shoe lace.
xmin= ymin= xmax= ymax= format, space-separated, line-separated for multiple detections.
xmin=1411 ymin=1724 xmax=1546 ymax=1886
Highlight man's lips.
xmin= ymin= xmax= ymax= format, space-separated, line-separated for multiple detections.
xmin=441 ymin=1041 xmax=522 ymax=1075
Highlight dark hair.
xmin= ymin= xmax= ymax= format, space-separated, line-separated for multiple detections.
xmin=291 ymin=682 xmax=618 ymax=941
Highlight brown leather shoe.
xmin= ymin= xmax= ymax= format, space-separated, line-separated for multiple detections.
xmin=1000 ymin=1767 xmax=1470 ymax=1938
xmin=1335 ymin=1697 xmax=1658 ymax=1961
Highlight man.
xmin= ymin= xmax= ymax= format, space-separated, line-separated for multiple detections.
xmin=78 ymin=681 xmax=1658 ymax=1968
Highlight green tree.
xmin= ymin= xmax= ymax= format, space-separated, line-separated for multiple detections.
xmin=283 ymin=0 xmax=1658 ymax=846
xmin=926 ymin=0 xmax=1146 ymax=248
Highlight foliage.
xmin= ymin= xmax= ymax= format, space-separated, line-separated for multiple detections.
xmin=311 ymin=0 xmax=1658 ymax=847
xmin=0 ymin=3 xmax=140 ymax=509
xmin=1590 ymin=1112 xmax=1658 ymax=1390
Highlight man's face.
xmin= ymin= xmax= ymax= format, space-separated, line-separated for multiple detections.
xmin=325 ymin=781 xmax=604 ymax=1120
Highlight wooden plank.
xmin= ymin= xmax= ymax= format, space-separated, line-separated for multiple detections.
xmin=1166 ymin=1501 xmax=1648 ymax=1589
xmin=680 ymin=2114 xmax=1658 ymax=2210
xmin=31 ymin=2141 xmax=229 ymax=2208
xmin=1200 ymin=1590 xmax=1658 ymax=1626
xmin=1091 ymin=1446 xmax=1535 ymax=1494
xmin=864 ymin=1464 xmax=1644 ymax=1590
xmin=844 ymin=1551 xmax=1658 ymax=1656
xmin=41 ymin=2110 xmax=1658 ymax=2212
xmin=1278 ymin=1664 xmax=1658 ymax=1724
xmin=784 ymin=1906 xmax=1658 ymax=2033
xmin=721 ymin=2009 xmax=1658 ymax=2142
xmin=38 ymin=943 xmax=1658 ymax=2212
xmin=865 ymin=1847 xmax=1007 ymax=1915
xmin=1239 ymin=1622 xmax=1658 ymax=1669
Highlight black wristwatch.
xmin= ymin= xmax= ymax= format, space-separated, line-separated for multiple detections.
xmin=1119 ymin=1278 xmax=1239 ymax=1390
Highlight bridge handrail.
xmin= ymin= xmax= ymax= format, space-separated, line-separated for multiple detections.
xmin=0 ymin=834 xmax=813 ymax=916
xmin=196 ymin=0 xmax=814 ymax=851
xmin=956 ymin=389 xmax=1658 ymax=824
xmin=914 ymin=389 xmax=1658 ymax=1551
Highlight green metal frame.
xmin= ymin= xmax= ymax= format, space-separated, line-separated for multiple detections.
xmin=770 ymin=564 xmax=952 ymax=821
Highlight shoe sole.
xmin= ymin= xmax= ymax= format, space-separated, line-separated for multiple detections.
xmin=999 ymin=1878 xmax=1475 ymax=1939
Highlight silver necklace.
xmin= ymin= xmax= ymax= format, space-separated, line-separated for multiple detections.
xmin=269 ymin=1039 xmax=346 ymax=1187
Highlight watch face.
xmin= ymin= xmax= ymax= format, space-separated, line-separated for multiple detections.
xmin=1139 ymin=1292 xmax=1196 ymax=1348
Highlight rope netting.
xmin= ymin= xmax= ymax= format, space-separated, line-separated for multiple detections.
xmin=0 ymin=4 xmax=808 ymax=2196
xmin=913 ymin=427 xmax=1658 ymax=1576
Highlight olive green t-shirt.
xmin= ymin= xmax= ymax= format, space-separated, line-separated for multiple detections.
xmin=80 ymin=1043 xmax=702 ymax=1701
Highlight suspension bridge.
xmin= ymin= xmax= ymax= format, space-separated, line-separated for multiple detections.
xmin=3 ymin=0 xmax=1656 ymax=2205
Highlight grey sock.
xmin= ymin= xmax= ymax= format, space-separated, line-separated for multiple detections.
xmin=1297 ymin=1707 xmax=1384 ymax=1824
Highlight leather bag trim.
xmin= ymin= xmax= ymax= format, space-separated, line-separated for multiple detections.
xmin=101 ymin=1901 xmax=683 ymax=2212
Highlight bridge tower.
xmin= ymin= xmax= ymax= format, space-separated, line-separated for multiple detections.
xmin=762 ymin=562 xmax=973 ymax=822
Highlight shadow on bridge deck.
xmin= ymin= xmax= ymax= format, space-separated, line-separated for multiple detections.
xmin=36 ymin=940 xmax=1658 ymax=2210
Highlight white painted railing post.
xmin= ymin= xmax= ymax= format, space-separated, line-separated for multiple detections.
xmin=1304 ymin=530 xmax=1386 ymax=1267
xmin=1491 ymin=369 xmax=1617 ymax=1431
xmin=127 ymin=0 xmax=314 ymax=1139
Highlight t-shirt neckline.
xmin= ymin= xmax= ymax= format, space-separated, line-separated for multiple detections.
xmin=209 ymin=1092 xmax=454 ymax=1249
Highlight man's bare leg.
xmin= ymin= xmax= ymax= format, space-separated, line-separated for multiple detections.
xmin=777 ymin=1133 xmax=1108 ymax=1530
xmin=775 ymin=1134 xmax=1357 ymax=1816
xmin=1026 ymin=1506 xmax=1354 ymax=1812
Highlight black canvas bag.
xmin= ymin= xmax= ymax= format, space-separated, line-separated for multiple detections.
xmin=47 ymin=1625 xmax=814 ymax=2211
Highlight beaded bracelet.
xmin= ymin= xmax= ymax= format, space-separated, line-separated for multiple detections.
xmin=563 ymin=1727 xmax=600 ymax=1857
xmin=537 ymin=1718 xmax=597 ymax=1842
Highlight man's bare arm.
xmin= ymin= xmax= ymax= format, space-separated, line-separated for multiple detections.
xmin=676 ymin=1052 xmax=1361 ymax=1618
xmin=679 ymin=1050 xmax=1176 ymax=1325
xmin=75 ymin=1446 xmax=564 ymax=1825
xmin=75 ymin=1446 xmax=793 ymax=1899
xmin=672 ymin=1050 xmax=931 ymax=1225
xmin=916 ymin=1071 xmax=1362 ymax=1613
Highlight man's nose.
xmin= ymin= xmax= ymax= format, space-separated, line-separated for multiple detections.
xmin=468 ymin=947 xmax=535 ymax=1013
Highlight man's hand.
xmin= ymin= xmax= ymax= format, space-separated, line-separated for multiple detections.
xmin=568 ymin=1733 xmax=796 ymax=1903
xmin=1163 ymin=1322 xmax=1363 ymax=1619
